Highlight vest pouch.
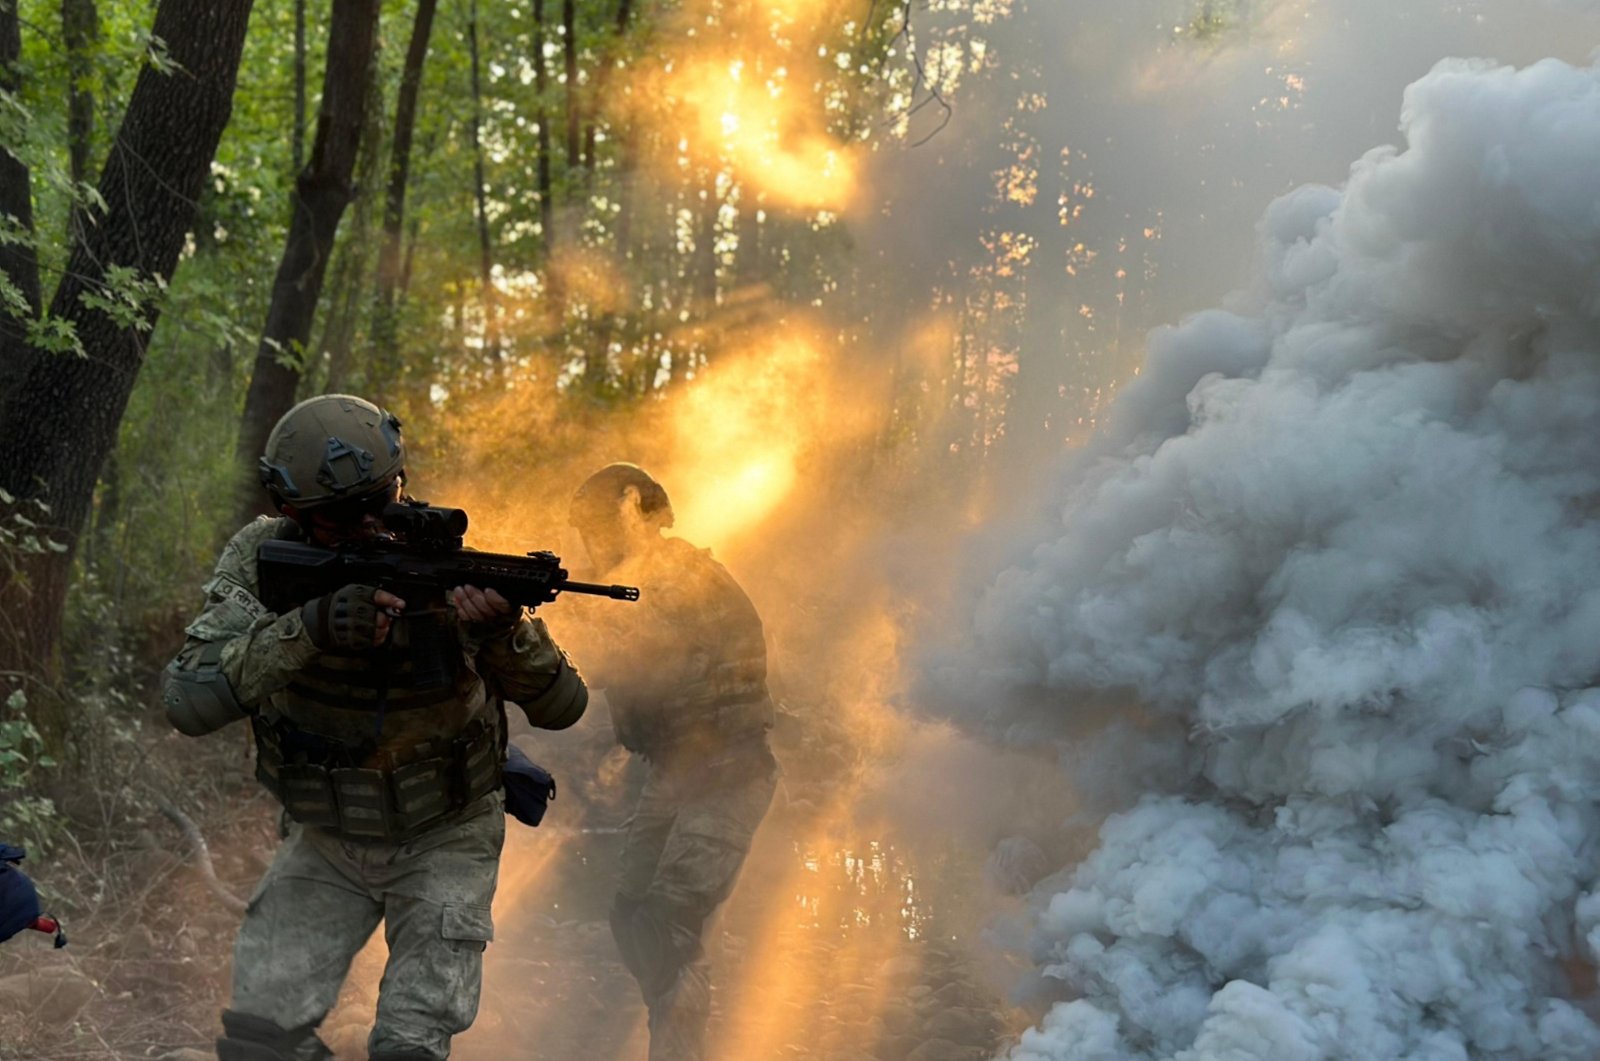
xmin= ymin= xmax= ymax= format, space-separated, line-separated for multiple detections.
xmin=330 ymin=767 xmax=396 ymax=839
xmin=389 ymin=757 xmax=453 ymax=833
xmin=276 ymin=763 xmax=341 ymax=830
xmin=456 ymin=725 xmax=500 ymax=802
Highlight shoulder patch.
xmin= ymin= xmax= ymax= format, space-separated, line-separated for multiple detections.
xmin=207 ymin=575 xmax=270 ymax=623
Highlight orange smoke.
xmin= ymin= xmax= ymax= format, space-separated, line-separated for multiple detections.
xmin=620 ymin=0 xmax=869 ymax=216
xmin=672 ymin=54 xmax=860 ymax=213
xmin=662 ymin=332 xmax=822 ymax=547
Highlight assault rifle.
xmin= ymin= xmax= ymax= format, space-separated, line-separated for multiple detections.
xmin=255 ymin=499 xmax=640 ymax=615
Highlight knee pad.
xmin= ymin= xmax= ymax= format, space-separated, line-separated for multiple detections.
xmin=217 ymin=1009 xmax=331 ymax=1061
xmin=617 ymin=897 xmax=700 ymax=999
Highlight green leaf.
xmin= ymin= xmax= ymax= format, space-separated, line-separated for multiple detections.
xmin=27 ymin=315 xmax=86 ymax=357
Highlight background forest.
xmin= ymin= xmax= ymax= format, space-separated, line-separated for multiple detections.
xmin=0 ymin=1 xmax=1081 ymax=1054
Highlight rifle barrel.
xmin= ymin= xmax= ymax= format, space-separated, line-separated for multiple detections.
xmin=560 ymin=580 xmax=641 ymax=601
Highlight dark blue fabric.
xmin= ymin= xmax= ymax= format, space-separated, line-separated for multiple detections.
xmin=0 ymin=859 xmax=42 ymax=944
xmin=503 ymin=743 xmax=556 ymax=828
xmin=0 ymin=843 xmax=24 ymax=863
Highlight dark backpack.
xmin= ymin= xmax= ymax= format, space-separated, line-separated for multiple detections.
xmin=503 ymin=744 xmax=557 ymax=827
xmin=0 ymin=844 xmax=65 ymax=947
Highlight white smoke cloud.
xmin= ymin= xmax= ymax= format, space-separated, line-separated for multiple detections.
xmin=954 ymin=57 xmax=1600 ymax=1059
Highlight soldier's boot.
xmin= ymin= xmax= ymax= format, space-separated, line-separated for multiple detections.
xmin=216 ymin=1009 xmax=332 ymax=1061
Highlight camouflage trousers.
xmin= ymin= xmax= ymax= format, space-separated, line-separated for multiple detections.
xmin=227 ymin=795 xmax=504 ymax=1060
xmin=611 ymin=755 xmax=777 ymax=1061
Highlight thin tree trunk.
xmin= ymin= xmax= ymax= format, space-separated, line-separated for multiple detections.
xmin=320 ymin=64 xmax=385 ymax=395
xmin=585 ymin=121 xmax=640 ymax=391
xmin=0 ymin=0 xmax=40 ymax=409
xmin=612 ymin=124 xmax=639 ymax=264
xmin=370 ymin=0 xmax=437 ymax=388
xmin=0 ymin=0 xmax=255 ymax=689
xmin=562 ymin=0 xmax=580 ymax=170
xmin=61 ymin=0 xmax=113 ymax=563
xmin=575 ymin=0 xmax=639 ymax=391
xmin=399 ymin=213 xmax=420 ymax=300
xmin=467 ymin=0 xmax=499 ymax=366
xmin=293 ymin=0 xmax=307 ymax=173
xmin=236 ymin=0 xmax=382 ymax=522
xmin=61 ymin=0 xmax=98 ymax=187
xmin=532 ymin=0 xmax=555 ymax=259
xmin=693 ymin=172 xmax=718 ymax=311
xmin=581 ymin=0 xmax=632 ymax=173
xmin=734 ymin=185 xmax=761 ymax=287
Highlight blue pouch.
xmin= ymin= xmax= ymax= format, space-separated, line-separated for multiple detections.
xmin=0 ymin=845 xmax=42 ymax=944
xmin=503 ymin=744 xmax=556 ymax=827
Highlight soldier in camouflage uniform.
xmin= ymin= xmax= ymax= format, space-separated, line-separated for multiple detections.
xmin=162 ymin=395 xmax=588 ymax=1061
xmin=567 ymin=463 xmax=777 ymax=1061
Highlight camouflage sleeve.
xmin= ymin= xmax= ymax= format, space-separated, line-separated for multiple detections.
xmin=169 ymin=521 xmax=320 ymax=711
xmin=474 ymin=616 xmax=588 ymax=730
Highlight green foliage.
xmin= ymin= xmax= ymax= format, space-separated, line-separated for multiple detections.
xmin=0 ymin=692 xmax=59 ymax=853
xmin=25 ymin=313 xmax=84 ymax=356
xmin=0 ymin=489 xmax=66 ymax=556
xmin=78 ymin=264 xmax=167 ymax=332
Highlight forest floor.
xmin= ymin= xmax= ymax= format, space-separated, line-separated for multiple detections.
xmin=0 ymin=692 xmax=1046 ymax=1061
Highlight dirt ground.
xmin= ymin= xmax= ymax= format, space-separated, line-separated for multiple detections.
xmin=0 ymin=699 xmax=1043 ymax=1061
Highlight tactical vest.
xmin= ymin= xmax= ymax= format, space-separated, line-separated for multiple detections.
xmin=245 ymin=528 xmax=504 ymax=841
xmin=605 ymin=540 xmax=775 ymax=763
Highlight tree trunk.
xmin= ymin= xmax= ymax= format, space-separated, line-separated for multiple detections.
xmin=581 ymin=0 xmax=632 ymax=174
xmin=562 ymin=0 xmax=580 ymax=171
xmin=293 ymin=0 xmax=307 ymax=173
xmin=235 ymin=0 xmax=382 ymax=522
xmin=734 ymin=185 xmax=762 ymax=287
xmin=467 ymin=0 xmax=499 ymax=365
xmin=693 ymin=172 xmax=719 ymax=311
xmin=399 ymin=213 xmax=420 ymax=300
xmin=369 ymin=0 xmax=437 ymax=389
xmin=0 ymin=0 xmax=40 ymax=408
xmin=531 ymin=0 xmax=555 ymax=260
xmin=318 ymin=67 xmax=385 ymax=396
xmin=61 ymin=0 xmax=98 ymax=187
xmin=0 ymin=0 xmax=255 ymax=688
xmin=586 ymin=119 xmax=640 ymax=392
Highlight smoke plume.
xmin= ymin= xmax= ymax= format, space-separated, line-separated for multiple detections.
xmin=949 ymin=57 xmax=1600 ymax=1059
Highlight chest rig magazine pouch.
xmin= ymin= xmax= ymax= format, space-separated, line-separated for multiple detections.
xmin=254 ymin=715 xmax=502 ymax=840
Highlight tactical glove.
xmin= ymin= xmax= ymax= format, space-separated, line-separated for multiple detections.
xmin=452 ymin=586 xmax=522 ymax=642
xmin=301 ymin=583 xmax=383 ymax=651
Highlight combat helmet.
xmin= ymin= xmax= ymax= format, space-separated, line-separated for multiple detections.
xmin=258 ymin=394 xmax=405 ymax=510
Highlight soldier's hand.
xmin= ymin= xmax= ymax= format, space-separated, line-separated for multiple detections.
xmin=302 ymin=584 xmax=406 ymax=650
xmin=451 ymin=585 xmax=517 ymax=627
xmin=373 ymin=589 xmax=407 ymax=645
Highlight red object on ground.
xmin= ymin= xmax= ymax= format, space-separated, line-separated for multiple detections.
xmin=28 ymin=916 xmax=58 ymax=934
